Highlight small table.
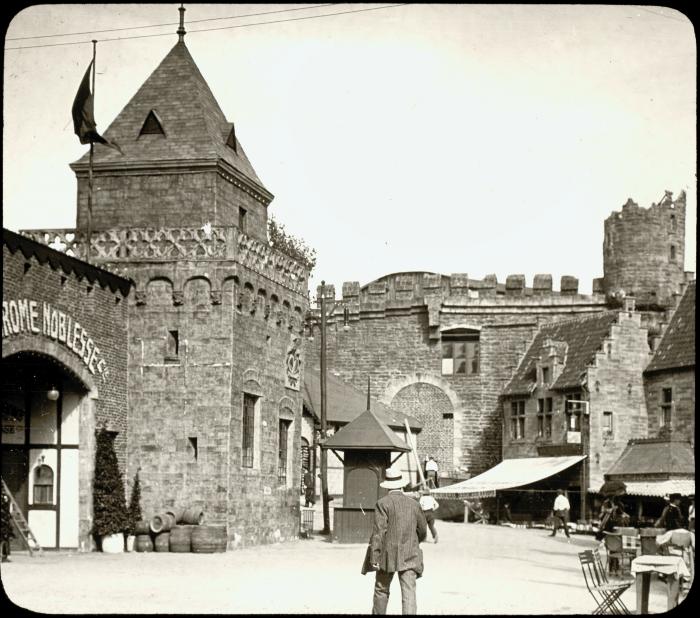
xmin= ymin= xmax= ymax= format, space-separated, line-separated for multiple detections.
xmin=631 ymin=555 xmax=691 ymax=614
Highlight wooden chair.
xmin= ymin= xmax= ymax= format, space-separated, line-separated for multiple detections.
xmin=660 ymin=530 xmax=695 ymax=594
xmin=604 ymin=533 xmax=629 ymax=577
xmin=639 ymin=528 xmax=664 ymax=556
xmin=578 ymin=550 xmax=632 ymax=614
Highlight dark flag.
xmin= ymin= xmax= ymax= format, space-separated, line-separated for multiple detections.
xmin=72 ymin=61 xmax=123 ymax=154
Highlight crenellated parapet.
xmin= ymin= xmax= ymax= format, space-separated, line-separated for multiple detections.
xmin=18 ymin=226 xmax=309 ymax=296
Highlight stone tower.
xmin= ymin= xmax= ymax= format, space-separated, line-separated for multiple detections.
xmin=62 ymin=31 xmax=309 ymax=547
xmin=603 ymin=190 xmax=687 ymax=310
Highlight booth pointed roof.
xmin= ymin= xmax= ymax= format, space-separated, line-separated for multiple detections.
xmin=322 ymin=408 xmax=411 ymax=452
xmin=72 ymin=41 xmax=266 ymax=191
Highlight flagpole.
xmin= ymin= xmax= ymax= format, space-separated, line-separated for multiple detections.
xmin=86 ymin=39 xmax=97 ymax=263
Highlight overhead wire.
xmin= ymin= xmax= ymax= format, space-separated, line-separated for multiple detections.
xmin=5 ymin=4 xmax=410 ymax=51
xmin=6 ymin=4 xmax=338 ymax=41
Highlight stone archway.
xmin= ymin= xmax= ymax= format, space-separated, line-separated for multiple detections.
xmin=380 ymin=373 xmax=466 ymax=475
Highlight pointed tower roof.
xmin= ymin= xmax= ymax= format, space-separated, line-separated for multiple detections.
xmin=71 ymin=41 xmax=268 ymax=196
xmin=322 ymin=408 xmax=411 ymax=452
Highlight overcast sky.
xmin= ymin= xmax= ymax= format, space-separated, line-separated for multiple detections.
xmin=3 ymin=4 xmax=696 ymax=296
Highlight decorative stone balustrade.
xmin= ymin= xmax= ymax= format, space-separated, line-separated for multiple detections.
xmin=19 ymin=226 xmax=309 ymax=295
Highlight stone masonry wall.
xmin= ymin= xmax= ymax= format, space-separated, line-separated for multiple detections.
xmin=644 ymin=369 xmax=695 ymax=446
xmin=121 ymin=257 xmax=307 ymax=548
xmin=307 ymin=273 xmax=609 ymax=479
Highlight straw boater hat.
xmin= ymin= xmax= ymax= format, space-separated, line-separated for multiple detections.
xmin=380 ymin=466 xmax=406 ymax=490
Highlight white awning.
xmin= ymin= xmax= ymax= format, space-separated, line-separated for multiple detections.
xmin=623 ymin=480 xmax=695 ymax=498
xmin=433 ymin=455 xmax=586 ymax=499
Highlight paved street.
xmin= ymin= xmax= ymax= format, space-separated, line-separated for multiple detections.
xmin=2 ymin=520 xmax=684 ymax=614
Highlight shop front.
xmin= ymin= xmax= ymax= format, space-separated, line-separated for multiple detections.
xmin=2 ymin=229 xmax=131 ymax=551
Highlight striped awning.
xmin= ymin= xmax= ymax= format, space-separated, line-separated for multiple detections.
xmin=432 ymin=455 xmax=586 ymax=499
xmin=623 ymin=480 xmax=695 ymax=498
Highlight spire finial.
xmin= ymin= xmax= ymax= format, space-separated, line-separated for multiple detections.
xmin=366 ymin=376 xmax=371 ymax=411
xmin=177 ymin=4 xmax=186 ymax=42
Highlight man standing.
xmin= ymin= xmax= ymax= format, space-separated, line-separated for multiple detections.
xmin=550 ymin=489 xmax=571 ymax=540
xmin=418 ymin=489 xmax=439 ymax=543
xmin=656 ymin=493 xmax=684 ymax=530
xmin=367 ymin=466 xmax=427 ymax=614
xmin=303 ymin=468 xmax=315 ymax=508
xmin=425 ymin=456 xmax=439 ymax=488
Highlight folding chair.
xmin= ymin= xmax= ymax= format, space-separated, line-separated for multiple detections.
xmin=579 ymin=550 xmax=632 ymax=614
xmin=660 ymin=530 xmax=694 ymax=594
xmin=604 ymin=533 xmax=629 ymax=577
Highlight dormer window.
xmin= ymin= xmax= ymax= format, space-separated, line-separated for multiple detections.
xmin=226 ymin=125 xmax=237 ymax=153
xmin=541 ymin=366 xmax=550 ymax=385
xmin=139 ymin=110 xmax=165 ymax=136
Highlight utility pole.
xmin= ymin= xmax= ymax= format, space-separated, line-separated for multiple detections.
xmin=319 ymin=280 xmax=331 ymax=534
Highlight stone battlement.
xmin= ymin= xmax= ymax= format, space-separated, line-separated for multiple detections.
xmin=606 ymin=189 xmax=686 ymax=224
xmin=317 ymin=271 xmax=605 ymax=308
xmin=18 ymin=226 xmax=309 ymax=296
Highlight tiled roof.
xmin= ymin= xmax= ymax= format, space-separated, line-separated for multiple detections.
xmin=606 ymin=439 xmax=695 ymax=477
xmin=503 ymin=312 xmax=619 ymax=395
xmin=645 ymin=280 xmax=695 ymax=373
xmin=72 ymin=42 xmax=266 ymax=192
xmin=3 ymin=228 xmax=132 ymax=296
xmin=321 ymin=409 xmax=411 ymax=452
xmin=303 ymin=367 xmax=422 ymax=431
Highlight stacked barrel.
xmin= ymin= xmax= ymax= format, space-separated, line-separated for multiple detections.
xmin=134 ymin=506 xmax=227 ymax=553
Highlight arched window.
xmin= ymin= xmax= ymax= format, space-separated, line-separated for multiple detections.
xmin=33 ymin=464 xmax=54 ymax=504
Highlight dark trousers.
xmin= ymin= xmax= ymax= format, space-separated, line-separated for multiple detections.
xmin=372 ymin=569 xmax=417 ymax=615
xmin=425 ymin=511 xmax=438 ymax=540
xmin=304 ymin=488 xmax=314 ymax=507
xmin=550 ymin=513 xmax=570 ymax=537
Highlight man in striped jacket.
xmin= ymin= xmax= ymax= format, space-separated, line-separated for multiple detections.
xmin=368 ymin=466 xmax=428 ymax=614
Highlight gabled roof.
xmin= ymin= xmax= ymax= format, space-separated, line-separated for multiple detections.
xmin=71 ymin=41 xmax=266 ymax=192
xmin=3 ymin=228 xmax=132 ymax=296
xmin=303 ymin=367 xmax=422 ymax=431
xmin=321 ymin=408 xmax=411 ymax=452
xmin=606 ymin=439 xmax=695 ymax=478
xmin=645 ymin=280 xmax=695 ymax=374
xmin=503 ymin=312 xmax=619 ymax=395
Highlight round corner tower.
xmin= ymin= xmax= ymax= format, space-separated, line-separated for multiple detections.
xmin=603 ymin=189 xmax=686 ymax=309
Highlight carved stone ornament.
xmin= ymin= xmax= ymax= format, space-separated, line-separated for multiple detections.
xmin=172 ymin=290 xmax=184 ymax=306
xmin=135 ymin=290 xmax=147 ymax=306
xmin=285 ymin=336 xmax=302 ymax=391
xmin=210 ymin=290 xmax=222 ymax=305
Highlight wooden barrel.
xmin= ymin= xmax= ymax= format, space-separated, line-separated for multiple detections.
xmin=134 ymin=520 xmax=151 ymax=535
xmin=154 ymin=532 xmax=171 ymax=552
xmin=169 ymin=525 xmax=194 ymax=552
xmin=181 ymin=506 xmax=205 ymax=525
xmin=150 ymin=513 xmax=173 ymax=534
xmin=191 ymin=524 xmax=227 ymax=553
xmin=135 ymin=534 xmax=153 ymax=552
xmin=165 ymin=507 xmax=185 ymax=524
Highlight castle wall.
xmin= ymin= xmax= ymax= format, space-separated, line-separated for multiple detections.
xmin=308 ymin=272 xmax=608 ymax=478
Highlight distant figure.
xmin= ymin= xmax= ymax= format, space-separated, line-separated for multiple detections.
xmin=425 ymin=456 xmax=439 ymax=488
xmin=688 ymin=496 xmax=695 ymax=532
xmin=656 ymin=493 xmax=684 ymax=530
xmin=364 ymin=466 xmax=427 ymax=615
xmin=419 ymin=489 xmax=439 ymax=543
xmin=502 ymin=502 xmax=513 ymax=524
xmin=550 ymin=489 xmax=570 ymax=540
xmin=303 ymin=468 xmax=315 ymax=507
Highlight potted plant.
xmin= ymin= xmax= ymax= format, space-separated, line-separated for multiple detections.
xmin=92 ymin=427 xmax=128 ymax=553
xmin=124 ymin=470 xmax=142 ymax=552
xmin=1 ymin=487 xmax=15 ymax=562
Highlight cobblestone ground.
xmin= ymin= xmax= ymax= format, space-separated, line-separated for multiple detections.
xmin=1 ymin=521 xmax=687 ymax=614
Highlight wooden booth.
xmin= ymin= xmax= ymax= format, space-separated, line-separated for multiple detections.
xmin=321 ymin=407 xmax=411 ymax=543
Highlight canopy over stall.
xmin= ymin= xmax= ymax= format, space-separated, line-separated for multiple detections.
xmin=432 ymin=455 xmax=587 ymax=499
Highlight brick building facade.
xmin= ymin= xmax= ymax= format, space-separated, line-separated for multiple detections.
xmin=2 ymin=229 xmax=131 ymax=550
xmin=19 ymin=36 xmax=309 ymax=549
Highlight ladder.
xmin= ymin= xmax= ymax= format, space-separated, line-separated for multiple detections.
xmin=1 ymin=478 xmax=43 ymax=556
